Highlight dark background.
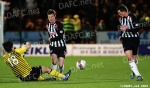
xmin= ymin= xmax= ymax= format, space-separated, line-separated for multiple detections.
xmin=2 ymin=0 xmax=150 ymax=44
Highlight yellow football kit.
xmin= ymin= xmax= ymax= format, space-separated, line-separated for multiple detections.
xmin=3 ymin=46 xmax=65 ymax=81
xmin=3 ymin=47 xmax=32 ymax=78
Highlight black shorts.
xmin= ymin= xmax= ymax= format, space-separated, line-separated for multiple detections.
xmin=122 ymin=38 xmax=140 ymax=55
xmin=50 ymin=46 xmax=66 ymax=58
xmin=19 ymin=66 xmax=42 ymax=81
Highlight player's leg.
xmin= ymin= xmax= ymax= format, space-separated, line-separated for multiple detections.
xmin=25 ymin=66 xmax=70 ymax=81
xmin=122 ymin=42 xmax=141 ymax=80
xmin=130 ymin=55 xmax=136 ymax=79
xmin=130 ymin=55 xmax=138 ymax=79
xmin=51 ymin=53 xmax=58 ymax=70
xmin=50 ymin=47 xmax=58 ymax=71
xmin=132 ymin=46 xmax=143 ymax=81
xmin=58 ymin=47 xmax=66 ymax=74
xmin=58 ymin=57 xmax=65 ymax=73
xmin=41 ymin=66 xmax=64 ymax=78
xmin=27 ymin=66 xmax=44 ymax=81
xmin=132 ymin=44 xmax=139 ymax=64
xmin=57 ymin=48 xmax=66 ymax=80
xmin=132 ymin=43 xmax=139 ymax=65
xmin=131 ymin=55 xmax=143 ymax=81
xmin=58 ymin=57 xmax=65 ymax=80
xmin=41 ymin=66 xmax=71 ymax=81
xmin=125 ymin=50 xmax=142 ymax=81
xmin=50 ymin=47 xmax=58 ymax=80
xmin=19 ymin=66 xmax=43 ymax=81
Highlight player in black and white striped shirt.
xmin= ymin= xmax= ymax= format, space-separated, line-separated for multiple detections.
xmin=47 ymin=19 xmax=66 ymax=48
xmin=117 ymin=4 xmax=143 ymax=81
xmin=46 ymin=9 xmax=67 ymax=80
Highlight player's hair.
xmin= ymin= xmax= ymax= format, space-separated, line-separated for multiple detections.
xmin=2 ymin=41 xmax=13 ymax=52
xmin=47 ymin=9 xmax=56 ymax=16
xmin=117 ymin=4 xmax=128 ymax=12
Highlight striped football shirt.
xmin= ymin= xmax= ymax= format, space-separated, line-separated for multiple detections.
xmin=118 ymin=13 xmax=140 ymax=38
xmin=46 ymin=20 xmax=66 ymax=47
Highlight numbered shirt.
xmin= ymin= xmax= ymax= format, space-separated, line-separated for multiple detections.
xmin=3 ymin=47 xmax=32 ymax=78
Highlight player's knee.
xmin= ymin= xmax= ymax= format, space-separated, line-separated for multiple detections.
xmin=52 ymin=58 xmax=57 ymax=64
xmin=42 ymin=66 xmax=50 ymax=73
xmin=45 ymin=67 xmax=50 ymax=72
xmin=52 ymin=54 xmax=57 ymax=58
xmin=127 ymin=56 xmax=134 ymax=61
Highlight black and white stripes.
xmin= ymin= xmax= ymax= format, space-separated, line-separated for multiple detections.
xmin=47 ymin=20 xmax=66 ymax=47
xmin=50 ymin=39 xmax=65 ymax=47
xmin=119 ymin=13 xmax=139 ymax=38
xmin=48 ymin=23 xmax=58 ymax=38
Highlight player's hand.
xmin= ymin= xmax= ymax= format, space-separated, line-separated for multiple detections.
xmin=120 ymin=25 xmax=129 ymax=31
xmin=24 ymin=41 xmax=31 ymax=50
xmin=118 ymin=36 xmax=122 ymax=43
xmin=48 ymin=38 xmax=50 ymax=41
xmin=64 ymin=51 xmax=67 ymax=55
xmin=49 ymin=32 xmax=56 ymax=36
xmin=24 ymin=41 xmax=30 ymax=45
xmin=23 ymin=41 xmax=27 ymax=45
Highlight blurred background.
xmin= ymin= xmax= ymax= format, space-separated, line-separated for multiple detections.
xmin=1 ymin=1 xmax=150 ymax=86
xmin=1 ymin=0 xmax=150 ymax=44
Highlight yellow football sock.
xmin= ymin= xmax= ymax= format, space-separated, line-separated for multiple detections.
xmin=49 ymin=70 xmax=65 ymax=78
xmin=37 ymin=76 xmax=44 ymax=81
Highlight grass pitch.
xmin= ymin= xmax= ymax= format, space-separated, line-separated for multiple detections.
xmin=0 ymin=56 xmax=149 ymax=88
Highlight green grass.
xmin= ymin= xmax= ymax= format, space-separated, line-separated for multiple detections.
xmin=0 ymin=56 xmax=150 ymax=88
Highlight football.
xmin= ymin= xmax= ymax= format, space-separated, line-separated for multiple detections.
xmin=76 ymin=60 xmax=86 ymax=70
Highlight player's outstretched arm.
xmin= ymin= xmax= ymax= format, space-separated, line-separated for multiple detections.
xmin=15 ymin=41 xmax=31 ymax=54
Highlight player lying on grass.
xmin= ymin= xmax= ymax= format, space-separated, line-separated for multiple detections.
xmin=2 ymin=41 xmax=71 ymax=81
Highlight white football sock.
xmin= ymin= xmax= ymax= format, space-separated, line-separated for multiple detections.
xmin=51 ymin=63 xmax=57 ymax=70
xmin=129 ymin=60 xmax=141 ymax=77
